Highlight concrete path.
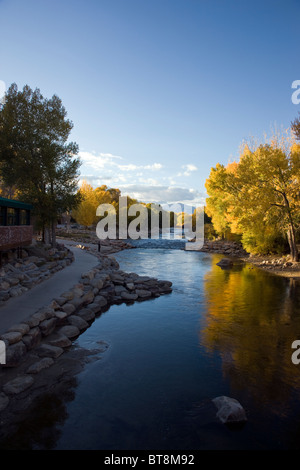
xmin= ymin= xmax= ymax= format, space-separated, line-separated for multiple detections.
xmin=0 ymin=240 xmax=99 ymax=335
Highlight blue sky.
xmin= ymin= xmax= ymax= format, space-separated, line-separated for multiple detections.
xmin=1 ymin=0 xmax=300 ymax=207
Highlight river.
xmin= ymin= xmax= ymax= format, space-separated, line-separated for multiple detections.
xmin=5 ymin=238 xmax=300 ymax=449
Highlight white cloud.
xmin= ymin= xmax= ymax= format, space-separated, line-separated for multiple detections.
xmin=0 ymin=80 xmax=6 ymax=100
xmin=182 ymin=164 xmax=198 ymax=176
xmin=78 ymin=151 xmax=122 ymax=172
xmin=79 ymin=151 xmax=163 ymax=176
xmin=118 ymin=184 xmax=205 ymax=206
xmin=78 ymin=151 xmax=204 ymax=207
xmin=144 ymin=163 xmax=163 ymax=170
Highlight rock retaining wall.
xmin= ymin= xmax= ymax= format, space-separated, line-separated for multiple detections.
xmin=0 ymin=253 xmax=172 ymax=371
xmin=200 ymin=240 xmax=248 ymax=257
xmin=0 ymin=244 xmax=74 ymax=306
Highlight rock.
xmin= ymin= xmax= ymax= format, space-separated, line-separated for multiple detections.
xmin=61 ymin=291 xmax=74 ymax=301
xmin=35 ymin=343 xmax=64 ymax=358
xmin=67 ymin=315 xmax=89 ymax=331
xmin=3 ymin=375 xmax=34 ymax=395
xmin=8 ymin=277 xmax=20 ymax=286
xmin=39 ymin=317 xmax=57 ymax=336
xmin=0 ymin=281 xmax=10 ymax=290
xmin=62 ymin=303 xmax=76 ymax=315
xmin=46 ymin=333 xmax=72 ymax=348
xmin=110 ymin=273 xmax=124 ymax=282
xmin=26 ymin=357 xmax=54 ymax=374
xmin=54 ymin=296 xmax=68 ymax=306
xmin=77 ymin=308 xmax=96 ymax=322
xmin=83 ymin=302 xmax=100 ymax=315
xmin=126 ymin=282 xmax=135 ymax=291
xmin=54 ymin=310 xmax=68 ymax=321
xmin=69 ymin=296 xmax=85 ymax=309
xmin=212 ymin=396 xmax=247 ymax=424
xmin=5 ymin=341 xmax=27 ymax=367
xmin=0 ymin=291 xmax=10 ymax=302
xmin=22 ymin=327 xmax=42 ymax=350
xmin=48 ymin=300 xmax=61 ymax=310
xmin=0 ymin=392 xmax=9 ymax=411
xmin=81 ymin=270 xmax=95 ymax=281
xmin=158 ymin=280 xmax=172 ymax=287
xmin=94 ymin=295 xmax=108 ymax=308
xmin=121 ymin=291 xmax=138 ymax=301
xmin=81 ymin=289 xmax=95 ymax=305
xmin=91 ymin=278 xmax=104 ymax=290
xmin=30 ymin=310 xmax=48 ymax=325
xmin=9 ymin=287 xmax=23 ymax=297
xmin=58 ymin=325 xmax=80 ymax=339
xmin=114 ymin=285 xmax=127 ymax=295
xmin=7 ymin=323 xmax=30 ymax=336
xmin=0 ymin=331 xmax=23 ymax=345
xmin=216 ymin=258 xmax=233 ymax=268
xmin=136 ymin=289 xmax=152 ymax=298
xmin=25 ymin=315 xmax=40 ymax=328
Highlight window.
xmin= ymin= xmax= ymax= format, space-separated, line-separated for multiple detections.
xmin=20 ymin=209 xmax=29 ymax=225
xmin=7 ymin=208 xmax=17 ymax=226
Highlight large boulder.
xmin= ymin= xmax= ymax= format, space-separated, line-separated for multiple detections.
xmin=212 ymin=396 xmax=247 ymax=424
xmin=5 ymin=341 xmax=27 ymax=367
xmin=3 ymin=375 xmax=34 ymax=395
xmin=216 ymin=258 xmax=233 ymax=268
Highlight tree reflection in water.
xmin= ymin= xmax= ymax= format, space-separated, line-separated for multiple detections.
xmin=201 ymin=260 xmax=300 ymax=412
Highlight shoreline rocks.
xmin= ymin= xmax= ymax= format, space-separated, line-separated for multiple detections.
xmin=0 ymin=247 xmax=173 ymax=423
xmin=200 ymin=240 xmax=248 ymax=257
xmin=0 ymin=243 xmax=74 ymax=307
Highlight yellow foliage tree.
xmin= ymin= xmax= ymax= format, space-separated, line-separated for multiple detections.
xmin=72 ymin=180 xmax=99 ymax=227
xmin=205 ymin=131 xmax=300 ymax=260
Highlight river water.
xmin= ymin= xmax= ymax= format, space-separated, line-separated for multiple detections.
xmin=6 ymin=238 xmax=300 ymax=450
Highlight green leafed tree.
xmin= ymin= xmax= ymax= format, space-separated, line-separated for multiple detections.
xmin=0 ymin=83 xmax=81 ymax=245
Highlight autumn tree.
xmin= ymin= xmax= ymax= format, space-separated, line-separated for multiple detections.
xmin=72 ymin=180 xmax=99 ymax=227
xmin=205 ymin=132 xmax=300 ymax=260
xmin=291 ymin=113 xmax=300 ymax=141
xmin=0 ymin=83 xmax=81 ymax=245
xmin=205 ymin=163 xmax=233 ymax=238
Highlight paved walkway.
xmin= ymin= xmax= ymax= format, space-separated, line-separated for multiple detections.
xmin=0 ymin=240 xmax=99 ymax=335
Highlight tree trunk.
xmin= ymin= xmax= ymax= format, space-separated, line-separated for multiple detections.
xmin=287 ymin=226 xmax=299 ymax=262
xmin=44 ymin=226 xmax=51 ymax=245
xmin=51 ymin=219 xmax=56 ymax=247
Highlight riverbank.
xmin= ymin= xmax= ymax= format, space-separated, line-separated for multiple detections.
xmin=241 ymin=254 xmax=300 ymax=279
xmin=199 ymin=239 xmax=300 ymax=279
xmin=0 ymin=239 xmax=172 ymax=446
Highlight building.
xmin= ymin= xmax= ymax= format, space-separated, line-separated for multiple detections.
xmin=0 ymin=197 xmax=33 ymax=260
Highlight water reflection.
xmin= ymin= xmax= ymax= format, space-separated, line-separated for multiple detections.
xmin=201 ymin=260 xmax=300 ymax=412
xmin=2 ymin=247 xmax=300 ymax=449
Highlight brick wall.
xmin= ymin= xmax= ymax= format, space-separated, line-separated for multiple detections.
xmin=0 ymin=226 xmax=33 ymax=250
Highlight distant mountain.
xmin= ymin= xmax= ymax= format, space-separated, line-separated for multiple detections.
xmin=161 ymin=203 xmax=196 ymax=215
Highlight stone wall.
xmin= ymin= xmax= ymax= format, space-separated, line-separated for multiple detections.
xmin=0 ymin=226 xmax=33 ymax=251
xmin=0 ymin=244 xmax=74 ymax=306
xmin=200 ymin=240 xmax=248 ymax=257
xmin=0 ymin=254 xmax=172 ymax=370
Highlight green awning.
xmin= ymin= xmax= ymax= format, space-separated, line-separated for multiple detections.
xmin=0 ymin=197 xmax=33 ymax=210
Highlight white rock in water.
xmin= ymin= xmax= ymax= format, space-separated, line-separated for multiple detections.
xmin=212 ymin=396 xmax=247 ymax=424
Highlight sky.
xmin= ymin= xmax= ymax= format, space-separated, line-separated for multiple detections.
xmin=0 ymin=0 xmax=300 ymax=208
